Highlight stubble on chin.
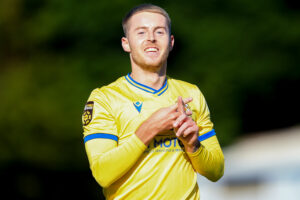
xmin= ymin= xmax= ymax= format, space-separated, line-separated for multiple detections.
xmin=132 ymin=51 xmax=170 ymax=73
xmin=142 ymin=61 xmax=164 ymax=72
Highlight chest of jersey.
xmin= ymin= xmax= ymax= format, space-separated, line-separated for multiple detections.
xmin=112 ymin=91 xmax=175 ymax=140
xmin=110 ymin=88 xmax=195 ymax=144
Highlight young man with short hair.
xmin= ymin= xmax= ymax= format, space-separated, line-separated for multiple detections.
xmin=82 ymin=4 xmax=224 ymax=199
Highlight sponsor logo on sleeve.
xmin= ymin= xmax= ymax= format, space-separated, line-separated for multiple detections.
xmin=82 ymin=101 xmax=94 ymax=126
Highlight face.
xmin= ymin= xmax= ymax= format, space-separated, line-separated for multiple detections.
xmin=122 ymin=11 xmax=174 ymax=71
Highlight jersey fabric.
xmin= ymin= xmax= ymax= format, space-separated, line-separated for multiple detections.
xmin=82 ymin=74 xmax=224 ymax=200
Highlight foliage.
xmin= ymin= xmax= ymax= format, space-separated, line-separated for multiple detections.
xmin=0 ymin=1 xmax=299 ymax=198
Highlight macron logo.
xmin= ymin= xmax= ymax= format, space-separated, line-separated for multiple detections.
xmin=133 ymin=101 xmax=143 ymax=113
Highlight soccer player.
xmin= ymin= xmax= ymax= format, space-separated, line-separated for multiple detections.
xmin=82 ymin=4 xmax=224 ymax=199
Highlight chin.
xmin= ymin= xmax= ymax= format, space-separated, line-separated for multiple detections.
xmin=132 ymin=56 xmax=167 ymax=71
xmin=143 ymin=61 xmax=164 ymax=71
xmin=145 ymin=57 xmax=167 ymax=67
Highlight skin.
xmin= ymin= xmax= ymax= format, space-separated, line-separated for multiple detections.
xmin=121 ymin=11 xmax=200 ymax=153
xmin=121 ymin=11 xmax=173 ymax=90
xmin=174 ymin=97 xmax=201 ymax=153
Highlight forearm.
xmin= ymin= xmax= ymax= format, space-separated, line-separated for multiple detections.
xmin=135 ymin=105 xmax=179 ymax=145
xmin=187 ymin=136 xmax=224 ymax=182
xmin=135 ymin=118 xmax=159 ymax=145
xmin=89 ymin=134 xmax=147 ymax=187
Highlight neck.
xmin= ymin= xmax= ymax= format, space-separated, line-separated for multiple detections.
xmin=130 ymin=64 xmax=167 ymax=90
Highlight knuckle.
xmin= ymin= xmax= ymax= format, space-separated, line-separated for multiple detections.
xmin=174 ymin=113 xmax=180 ymax=119
xmin=170 ymin=113 xmax=176 ymax=119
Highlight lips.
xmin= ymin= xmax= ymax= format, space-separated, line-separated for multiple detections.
xmin=144 ymin=47 xmax=159 ymax=52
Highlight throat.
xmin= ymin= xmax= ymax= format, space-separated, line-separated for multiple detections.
xmin=130 ymin=72 xmax=166 ymax=90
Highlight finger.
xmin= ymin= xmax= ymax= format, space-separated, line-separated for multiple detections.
xmin=176 ymin=121 xmax=191 ymax=137
xmin=177 ymin=96 xmax=185 ymax=114
xmin=183 ymin=97 xmax=193 ymax=104
xmin=169 ymin=103 xmax=178 ymax=111
xmin=173 ymin=114 xmax=187 ymax=128
xmin=183 ymin=126 xmax=197 ymax=137
xmin=170 ymin=112 xmax=181 ymax=121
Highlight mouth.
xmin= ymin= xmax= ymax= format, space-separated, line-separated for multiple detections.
xmin=144 ymin=47 xmax=159 ymax=53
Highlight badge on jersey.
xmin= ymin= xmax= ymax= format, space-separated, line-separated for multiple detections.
xmin=82 ymin=101 xmax=94 ymax=126
xmin=133 ymin=101 xmax=143 ymax=113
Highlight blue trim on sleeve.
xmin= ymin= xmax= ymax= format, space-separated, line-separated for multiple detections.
xmin=198 ymin=129 xmax=216 ymax=141
xmin=84 ymin=133 xmax=118 ymax=143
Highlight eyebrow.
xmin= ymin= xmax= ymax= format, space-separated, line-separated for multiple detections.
xmin=134 ymin=26 xmax=167 ymax=31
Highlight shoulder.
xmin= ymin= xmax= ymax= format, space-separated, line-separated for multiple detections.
xmin=168 ymin=77 xmax=207 ymax=106
xmin=88 ymin=76 xmax=126 ymax=102
xmin=168 ymin=77 xmax=200 ymax=92
xmin=91 ymin=76 xmax=126 ymax=96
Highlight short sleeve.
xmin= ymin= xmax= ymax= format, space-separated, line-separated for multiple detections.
xmin=193 ymin=86 xmax=215 ymax=139
xmin=82 ymin=88 xmax=118 ymax=141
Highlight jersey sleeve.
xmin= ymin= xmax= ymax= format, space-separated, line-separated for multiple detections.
xmin=83 ymin=88 xmax=118 ymax=139
xmin=82 ymin=88 xmax=147 ymax=188
xmin=186 ymin=86 xmax=225 ymax=182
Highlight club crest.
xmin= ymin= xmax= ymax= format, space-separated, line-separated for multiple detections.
xmin=82 ymin=101 xmax=94 ymax=126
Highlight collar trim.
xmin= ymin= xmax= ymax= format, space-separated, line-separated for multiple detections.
xmin=125 ymin=73 xmax=168 ymax=96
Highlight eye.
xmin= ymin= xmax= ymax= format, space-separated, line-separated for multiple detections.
xmin=138 ymin=31 xmax=145 ymax=35
xmin=156 ymin=30 xmax=165 ymax=35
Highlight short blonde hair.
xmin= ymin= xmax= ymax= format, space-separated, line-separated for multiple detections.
xmin=122 ymin=4 xmax=171 ymax=36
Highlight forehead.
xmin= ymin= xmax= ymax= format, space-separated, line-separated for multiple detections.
xmin=127 ymin=11 xmax=168 ymax=30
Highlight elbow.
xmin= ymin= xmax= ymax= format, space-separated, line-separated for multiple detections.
xmin=92 ymin=167 xmax=113 ymax=188
xmin=91 ymin=162 xmax=115 ymax=188
xmin=207 ymin=166 xmax=224 ymax=182
xmin=94 ymin=175 xmax=113 ymax=188
xmin=203 ymin=155 xmax=225 ymax=182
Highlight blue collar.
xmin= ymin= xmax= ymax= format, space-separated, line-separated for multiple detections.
xmin=125 ymin=73 xmax=168 ymax=96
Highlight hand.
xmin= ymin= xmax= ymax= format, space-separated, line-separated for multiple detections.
xmin=158 ymin=97 xmax=193 ymax=135
xmin=135 ymin=97 xmax=194 ymax=146
xmin=173 ymin=96 xmax=200 ymax=153
xmin=135 ymin=102 xmax=179 ymax=145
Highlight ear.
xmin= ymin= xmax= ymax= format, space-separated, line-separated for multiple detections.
xmin=169 ymin=35 xmax=174 ymax=51
xmin=121 ymin=37 xmax=131 ymax=52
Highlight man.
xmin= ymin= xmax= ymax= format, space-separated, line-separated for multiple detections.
xmin=82 ymin=4 xmax=224 ymax=199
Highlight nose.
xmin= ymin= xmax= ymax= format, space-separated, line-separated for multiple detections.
xmin=147 ymin=31 xmax=156 ymax=42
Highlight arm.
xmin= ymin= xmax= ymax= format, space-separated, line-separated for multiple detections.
xmin=83 ymin=89 xmax=148 ymax=187
xmin=85 ymin=134 xmax=147 ymax=187
xmin=174 ymin=92 xmax=224 ymax=182
xmin=186 ymin=133 xmax=224 ymax=182
xmin=83 ymin=89 xmax=184 ymax=187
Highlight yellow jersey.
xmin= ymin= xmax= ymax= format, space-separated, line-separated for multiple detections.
xmin=82 ymin=74 xmax=224 ymax=200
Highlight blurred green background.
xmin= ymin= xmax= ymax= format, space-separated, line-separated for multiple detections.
xmin=0 ymin=0 xmax=299 ymax=199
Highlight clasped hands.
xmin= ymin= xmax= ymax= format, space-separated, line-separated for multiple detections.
xmin=136 ymin=96 xmax=200 ymax=153
xmin=173 ymin=96 xmax=200 ymax=153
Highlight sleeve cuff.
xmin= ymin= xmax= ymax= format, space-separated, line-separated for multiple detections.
xmin=186 ymin=143 xmax=205 ymax=157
